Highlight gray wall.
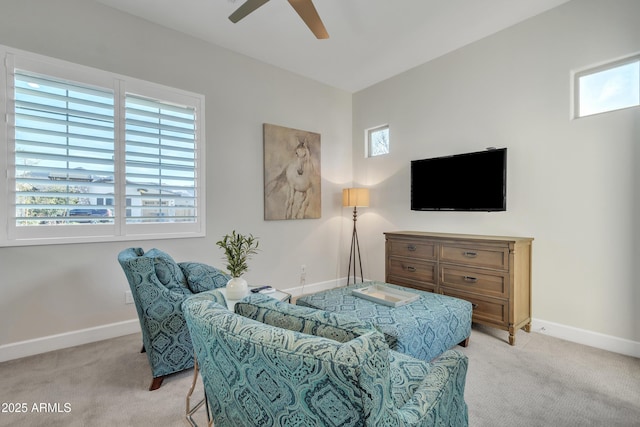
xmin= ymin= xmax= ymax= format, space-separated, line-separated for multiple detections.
xmin=1 ymin=0 xmax=638 ymax=357
xmin=353 ymin=0 xmax=640 ymax=344
xmin=0 ymin=0 xmax=352 ymax=349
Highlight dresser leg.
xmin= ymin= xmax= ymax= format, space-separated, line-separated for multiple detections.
xmin=508 ymin=326 xmax=516 ymax=345
xmin=523 ymin=322 xmax=531 ymax=333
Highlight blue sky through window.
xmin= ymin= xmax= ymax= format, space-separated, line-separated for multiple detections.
xmin=578 ymin=60 xmax=639 ymax=117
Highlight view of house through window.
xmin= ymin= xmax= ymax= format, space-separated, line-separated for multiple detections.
xmin=575 ymin=55 xmax=639 ymax=118
xmin=367 ymin=124 xmax=389 ymax=157
xmin=2 ymin=46 xmax=204 ymax=246
xmin=14 ymin=70 xmax=116 ymax=226
xmin=124 ymin=95 xmax=197 ymax=224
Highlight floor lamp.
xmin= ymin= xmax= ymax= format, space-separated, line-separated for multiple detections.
xmin=343 ymin=188 xmax=370 ymax=285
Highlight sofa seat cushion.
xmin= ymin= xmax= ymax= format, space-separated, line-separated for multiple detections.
xmin=144 ymin=248 xmax=190 ymax=295
xmin=179 ymin=262 xmax=230 ymax=293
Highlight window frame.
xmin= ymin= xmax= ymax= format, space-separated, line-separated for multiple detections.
xmin=0 ymin=45 xmax=206 ymax=247
xmin=573 ymin=54 xmax=640 ymax=119
xmin=366 ymin=124 xmax=390 ymax=158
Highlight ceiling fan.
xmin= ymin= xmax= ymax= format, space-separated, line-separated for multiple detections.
xmin=229 ymin=0 xmax=329 ymax=39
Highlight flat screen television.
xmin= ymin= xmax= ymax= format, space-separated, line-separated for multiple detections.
xmin=411 ymin=148 xmax=507 ymax=211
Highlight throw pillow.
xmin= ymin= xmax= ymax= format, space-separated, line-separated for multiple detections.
xmin=179 ymin=262 xmax=230 ymax=293
xmin=144 ymin=248 xmax=189 ymax=293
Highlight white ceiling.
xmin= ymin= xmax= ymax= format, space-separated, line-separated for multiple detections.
xmin=94 ymin=0 xmax=570 ymax=93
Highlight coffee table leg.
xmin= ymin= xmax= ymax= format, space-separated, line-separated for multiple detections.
xmin=186 ymin=354 xmax=211 ymax=426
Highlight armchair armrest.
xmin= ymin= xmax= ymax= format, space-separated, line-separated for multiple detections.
xmin=235 ymin=293 xmax=378 ymax=343
xmin=183 ymin=289 xmax=227 ymax=310
xmin=395 ymin=349 xmax=469 ymax=426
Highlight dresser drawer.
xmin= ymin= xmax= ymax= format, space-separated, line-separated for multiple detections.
xmin=387 ymin=239 xmax=436 ymax=260
xmin=386 ymin=276 xmax=437 ymax=293
xmin=440 ymin=266 xmax=508 ymax=298
xmin=387 ymin=257 xmax=436 ymax=283
xmin=442 ymin=289 xmax=508 ymax=327
xmin=440 ymin=244 xmax=509 ymax=270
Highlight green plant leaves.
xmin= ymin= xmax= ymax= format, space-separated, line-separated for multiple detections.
xmin=216 ymin=230 xmax=260 ymax=278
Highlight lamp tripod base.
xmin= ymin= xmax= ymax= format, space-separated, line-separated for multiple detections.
xmin=347 ymin=207 xmax=364 ymax=285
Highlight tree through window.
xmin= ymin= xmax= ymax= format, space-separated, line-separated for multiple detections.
xmin=367 ymin=125 xmax=389 ymax=157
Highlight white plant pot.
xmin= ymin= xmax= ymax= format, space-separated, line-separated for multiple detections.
xmin=226 ymin=277 xmax=248 ymax=300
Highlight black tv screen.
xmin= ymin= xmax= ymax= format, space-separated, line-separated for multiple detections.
xmin=411 ymin=148 xmax=507 ymax=211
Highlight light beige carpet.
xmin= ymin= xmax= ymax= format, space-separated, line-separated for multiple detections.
xmin=0 ymin=324 xmax=638 ymax=426
xmin=460 ymin=325 xmax=639 ymax=426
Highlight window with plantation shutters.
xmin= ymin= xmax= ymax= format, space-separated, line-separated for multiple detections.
xmin=14 ymin=71 xmax=116 ymax=227
xmin=125 ymin=95 xmax=197 ymax=224
xmin=1 ymin=45 xmax=205 ymax=246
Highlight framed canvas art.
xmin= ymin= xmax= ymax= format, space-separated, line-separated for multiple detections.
xmin=263 ymin=123 xmax=321 ymax=220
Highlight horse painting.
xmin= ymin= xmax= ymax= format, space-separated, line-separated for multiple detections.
xmin=264 ymin=124 xmax=321 ymax=220
xmin=284 ymin=137 xmax=315 ymax=218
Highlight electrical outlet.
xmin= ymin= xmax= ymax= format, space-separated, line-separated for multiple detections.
xmin=300 ymin=264 xmax=307 ymax=286
xmin=125 ymin=291 xmax=134 ymax=304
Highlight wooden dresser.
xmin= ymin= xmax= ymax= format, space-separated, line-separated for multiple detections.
xmin=385 ymin=231 xmax=533 ymax=345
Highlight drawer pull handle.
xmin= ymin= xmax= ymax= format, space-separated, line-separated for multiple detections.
xmin=463 ymin=276 xmax=478 ymax=283
xmin=406 ymin=266 xmax=417 ymax=272
xmin=472 ymin=303 xmax=478 ymax=309
xmin=407 ymin=245 xmax=417 ymax=251
xmin=463 ymin=251 xmax=477 ymax=258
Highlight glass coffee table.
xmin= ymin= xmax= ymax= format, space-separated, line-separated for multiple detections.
xmin=186 ymin=286 xmax=291 ymax=427
xmin=218 ymin=286 xmax=291 ymax=308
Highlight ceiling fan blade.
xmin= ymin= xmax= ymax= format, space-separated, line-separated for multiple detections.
xmin=229 ymin=0 xmax=270 ymax=23
xmin=287 ymin=0 xmax=329 ymax=39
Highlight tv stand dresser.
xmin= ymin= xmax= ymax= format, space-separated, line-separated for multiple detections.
xmin=385 ymin=231 xmax=533 ymax=345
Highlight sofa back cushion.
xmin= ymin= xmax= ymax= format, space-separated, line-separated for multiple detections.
xmin=235 ymin=293 xmax=377 ymax=343
xmin=179 ymin=262 xmax=230 ymax=293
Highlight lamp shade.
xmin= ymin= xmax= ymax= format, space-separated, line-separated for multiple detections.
xmin=342 ymin=188 xmax=370 ymax=207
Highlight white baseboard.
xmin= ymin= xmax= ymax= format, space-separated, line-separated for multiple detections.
xmin=0 ymin=319 xmax=141 ymax=363
xmin=0 ymin=279 xmax=352 ymax=364
xmin=531 ymin=318 xmax=640 ymax=359
xmin=285 ymin=277 xmax=349 ymax=298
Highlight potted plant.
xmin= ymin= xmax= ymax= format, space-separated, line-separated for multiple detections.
xmin=216 ymin=230 xmax=260 ymax=299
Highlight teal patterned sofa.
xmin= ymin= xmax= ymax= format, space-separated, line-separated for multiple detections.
xmin=183 ymin=290 xmax=469 ymax=426
xmin=117 ymin=248 xmax=230 ymax=390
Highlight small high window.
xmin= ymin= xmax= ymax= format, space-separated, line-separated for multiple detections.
xmin=366 ymin=125 xmax=389 ymax=157
xmin=575 ymin=55 xmax=639 ymax=118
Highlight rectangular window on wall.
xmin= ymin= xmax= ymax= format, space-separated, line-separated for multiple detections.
xmin=124 ymin=95 xmax=197 ymax=225
xmin=366 ymin=124 xmax=389 ymax=157
xmin=0 ymin=45 xmax=205 ymax=246
xmin=13 ymin=71 xmax=116 ymax=227
xmin=575 ymin=54 xmax=640 ymax=118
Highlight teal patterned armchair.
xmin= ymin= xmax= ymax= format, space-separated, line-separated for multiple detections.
xmin=117 ymin=248 xmax=230 ymax=390
xmin=183 ymin=291 xmax=469 ymax=426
